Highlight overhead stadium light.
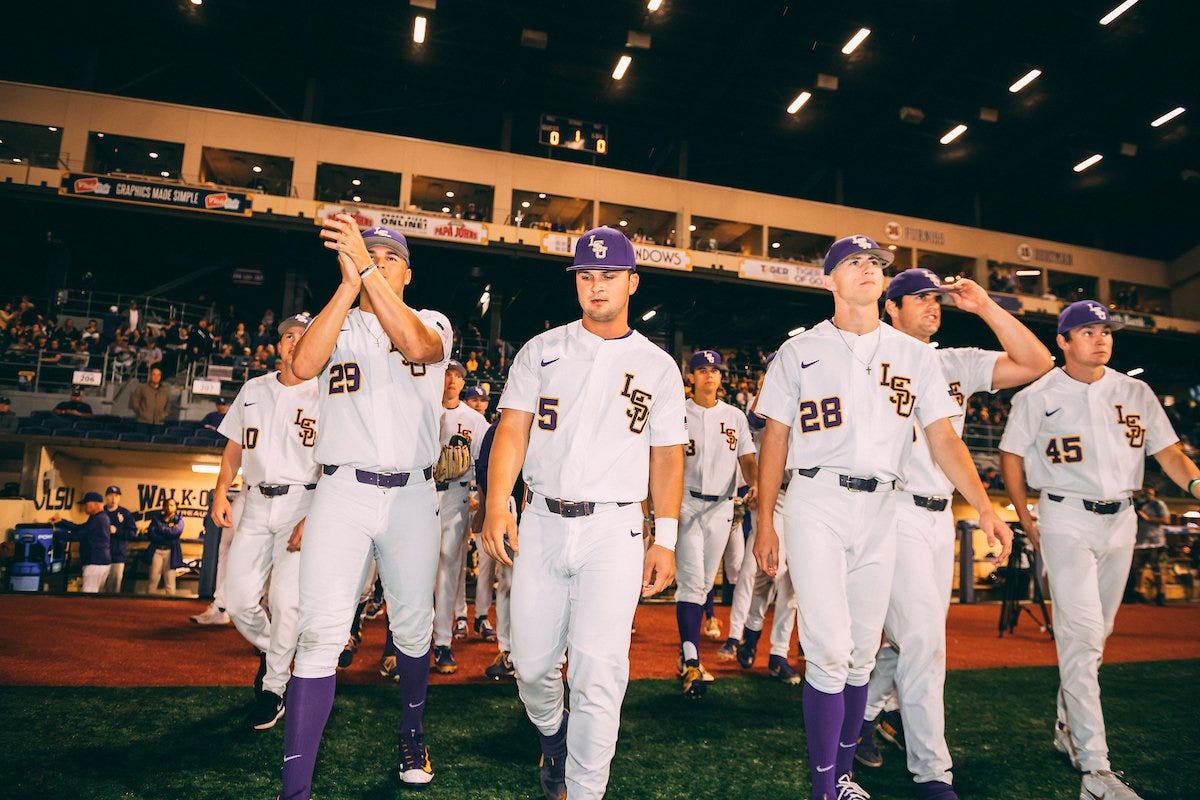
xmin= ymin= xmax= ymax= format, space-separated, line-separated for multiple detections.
xmin=1099 ymin=0 xmax=1139 ymax=25
xmin=647 ymin=0 xmax=663 ymax=10
xmin=1008 ymin=69 xmax=1042 ymax=93
xmin=642 ymin=309 xmax=657 ymax=321
xmin=940 ymin=124 xmax=967 ymax=145
xmin=787 ymin=91 xmax=812 ymax=114
xmin=613 ymin=54 xmax=632 ymax=80
xmin=788 ymin=326 xmax=806 ymax=337
xmin=841 ymin=28 xmax=871 ymax=55
xmin=1151 ymin=107 xmax=1185 ymax=127
xmin=413 ymin=15 xmax=427 ymax=44
xmin=1015 ymin=269 xmax=1041 ymax=277
xmin=1073 ymin=153 xmax=1103 ymax=172
xmin=1126 ymin=367 xmax=1144 ymax=377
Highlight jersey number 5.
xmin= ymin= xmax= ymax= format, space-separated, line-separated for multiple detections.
xmin=329 ymin=362 xmax=362 ymax=394
xmin=537 ymin=397 xmax=559 ymax=431
xmin=1045 ymin=436 xmax=1083 ymax=464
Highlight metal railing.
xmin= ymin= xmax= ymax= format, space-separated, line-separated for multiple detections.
xmin=53 ymin=289 xmax=212 ymax=333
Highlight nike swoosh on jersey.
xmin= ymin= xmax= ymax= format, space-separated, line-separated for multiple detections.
xmin=1045 ymin=408 xmax=1061 ymax=416
xmin=284 ymin=754 xmax=302 ymax=762
xmin=801 ymin=360 xmax=820 ymax=369
xmin=631 ymin=530 xmax=641 ymax=538
xmin=245 ymin=402 xmax=257 ymax=406
xmin=540 ymin=358 xmax=560 ymax=367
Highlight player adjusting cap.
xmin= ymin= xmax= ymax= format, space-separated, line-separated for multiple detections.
xmin=824 ymin=235 xmax=895 ymax=275
xmin=885 ymin=268 xmax=952 ymax=301
xmin=464 ymin=385 xmax=487 ymax=399
xmin=277 ymin=312 xmax=313 ymax=335
xmin=688 ymin=350 xmax=723 ymax=371
xmin=79 ymin=491 xmax=104 ymax=504
xmin=568 ymin=227 xmax=637 ymax=271
xmin=1057 ymin=300 xmax=1123 ymax=335
xmin=105 ymin=485 xmax=121 ymax=495
xmin=447 ymin=360 xmax=467 ymax=377
xmin=361 ymin=225 xmax=411 ymax=263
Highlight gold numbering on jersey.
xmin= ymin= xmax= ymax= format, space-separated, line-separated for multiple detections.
xmin=619 ymin=373 xmax=652 ymax=434
xmin=1045 ymin=435 xmax=1083 ymax=464
xmin=1114 ymin=404 xmax=1146 ymax=448
xmin=400 ymin=353 xmax=427 ymax=377
xmin=798 ymin=397 xmax=843 ymax=433
xmin=877 ymin=363 xmax=915 ymax=418
xmin=293 ymin=409 xmax=316 ymax=448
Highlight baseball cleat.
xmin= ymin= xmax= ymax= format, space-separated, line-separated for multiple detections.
xmin=190 ymin=603 xmax=230 ymax=625
xmin=474 ymin=615 xmax=498 ymax=642
xmin=835 ymin=773 xmax=871 ymax=800
xmin=736 ymin=629 xmax=761 ymax=670
xmin=681 ymin=664 xmax=707 ymax=699
xmin=452 ymin=616 xmax=469 ymax=641
xmin=876 ymin=709 xmax=906 ymax=751
xmin=485 ymin=651 xmax=516 ymax=681
xmin=379 ymin=654 xmax=400 ymax=681
xmin=715 ymin=638 xmax=739 ymax=661
xmin=854 ymin=718 xmax=883 ymax=768
xmin=337 ymin=635 xmax=361 ymax=670
xmin=397 ymin=729 xmax=435 ymax=788
xmin=1054 ymin=720 xmax=1082 ymax=770
xmin=432 ymin=646 xmax=458 ymax=674
xmin=539 ymin=753 xmax=568 ymax=800
xmin=767 ymin=654 xmax=801 ymax=685
xmin=248 ymin=690 xmax=285 ymax=731
xmin=913 ymin=779 xmax=960 ymax=800
xmin=1079 ymin=770 xmax=1143 ymax=800
xmin=703 ymin=615 xmax=722 ymax=640
xmin=253 ymin=651 xmax=267 ymax=696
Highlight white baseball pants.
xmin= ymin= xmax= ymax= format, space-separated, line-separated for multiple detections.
xmin=434 ymin=484 xmax=472 ymax=647
xmin=675 ymin=494 xmax=735 ymax=605
xmin=510 ymin=501 xmax=644 ymax=800
xmin=81 ymin=564 xmax=110 ymax=593
xmin=728 ymin=500 xmax=795 ymax=658
xmin=213 ymin=490 xmax=245 ymax=610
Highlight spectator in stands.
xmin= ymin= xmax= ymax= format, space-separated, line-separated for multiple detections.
xmin=231 ymin=322 xmax=248 ymax=350
xmin=127 ymin=300 xmax=141 ymax=332
xmin=68 ymin=341 xmax=91 ymax=369
xmin=38 ymin=339 xmax=63 ymax=365
xmin=53 ymin=388 xmax=94 ymax=419
xmin=187 ymin=318 xmax=214 ymax=363
xmin=143 ymin=497 xmax=185 ymax=595
xmin=101 ymin=305 xmax=121 ymax=348
xmin=981 ymin=465 xmax=1004 ymax=491
xmin=101 ymin=485 xmax=138 ymax=594
xmin=0 ymin=395 xmax=15 ymax=433
xmin=465 ymin=350 xmax=479 ymax=373
xmin=202 ymin=397 xmax=229 ymax=430
xmin=251 ymin=322 xmax=271 ymax=350
xmin=263 ymin=343 xmax=278 ymax=371
xmin=131 ymin=367 xmax=171 ymax=433
xmin=138 ymin=338 xmax=163 ymax=372
xmin=56 ymin=318 xmax=79 ymax=346
xmin=109 ymin=334 xmax=136 ymax=378
xmin=0 ymin=302 xmax=13 ymax=330
xmin=261 ymin=308 xmax=275 ymax=329
xmin=465 ymin=202 xmax=483 ymax=221
xmin=1131 ymin=486 xmax=1171 ymax=605
xmin=80 ymin=320 xmax=101 ymax=352
xmin=211 ymin=343 xmax=235 ymax=367
xmin=50 ymin=491 xmax=111 ymax=593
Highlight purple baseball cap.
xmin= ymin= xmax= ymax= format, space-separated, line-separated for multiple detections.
xmin=105 ymin=485 xmax=121 ymax=495
xmin=568 ymin=227 xmax=637 ymax=271
xmin=1057 ymin=300 xmax=1123 ymax=335
xmin=277 ymin=312 xmax=313 ymax=335
xmin=886 ymin=268 xmax=952 ymax=301
xmin=447 ymin=360 xmax=466 ymax=377
xmin=824 ymin=235 xmax=895 ymax=275
xmin=362 ymin=225 xmax=411 ymax=263
xmin=464 ymin=385 xmax=488 ymax=399
xmin=688 ymin=350 xmax=723 ymax=371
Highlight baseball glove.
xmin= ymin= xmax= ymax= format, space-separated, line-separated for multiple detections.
xmin=434 ymin=434 xmax=471 ymax=483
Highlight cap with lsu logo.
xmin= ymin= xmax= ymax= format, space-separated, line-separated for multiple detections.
xmin=446 ymin=360 xmax=467 ymax=377
xmin=464 ymin=385 xmax=488 ymax=399
xmin=361 ymin=225 xmax=411 ymax=264
xmin=824 ymin=234 xmax=895 ymax=275
xmin=885 ymin=268 xmax=953 ymax=301
xmin=688 ymin=349 xmax=723 ymax=371
xmin=278 ymin=312 xmax=314 ymax=336
xmin=568 ymin=227 xmax=637 ymax=271
xmin=1057 ymin=300 xmax=1123 ymax=335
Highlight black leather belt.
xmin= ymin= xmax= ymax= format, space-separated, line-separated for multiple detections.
xmin=323 ymin=464 xmax=433 ymax=488
xmin=525 ymin=487 xmax=633 ymax=518
xmin=1047 ymin=494 xmax=1125 ymax=515
xmin=795 ymin=467 xmax=894 ymax=493
xmin=912 ymin=494 xmax=949 ymax=512
xmin=435 ymin=480 xmax=471 ymax=492
xmin=689 ymin=490 xmax=727 ymax=502
xmin=257 ymin=483 xmax=317 ymax=497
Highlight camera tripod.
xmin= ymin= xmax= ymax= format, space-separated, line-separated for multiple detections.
xmin=998 ymin=530 xmax=1054 ymax=639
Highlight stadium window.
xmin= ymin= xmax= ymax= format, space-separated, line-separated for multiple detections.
xmin=1109 ymin=279 xmax=1172 ymax=317
xmin=766 ymin=227 xmax=835 ymax=264
xmin=199 ymin=147 xmax=294 ymax=196
xmin=0 ymin=120 xmax=64 ymax=169
xmin=510 ymin=190 xmax=593 ymax=233
xmin=915 ymin=249 xmax=975 ymax=283
xmin=986 ymin=261 xmax=1043 ymax=296
xmin=85 ymin=132 xmax=184 ymax=180
xmin=411 ymin=175 xmax=494 ymax=222
xmin=1047 ymin=269 xmax=1099 ymax=304
xmin=315 ymin=163 xmax=401 ymax=207
xmin=597 ymin=203 xmax=677 ymax=246
xmin=690 ymin=215 xmax=764 ymax=256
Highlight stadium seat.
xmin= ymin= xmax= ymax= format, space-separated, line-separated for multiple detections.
xmin=29 ymin=410 xmax=53 ymax=421
xmin=16 ymin=425 xmax=49 ymax=436
xmin=84 ymin=430 xmax=119 ymax=441
xmin=183 ymin=436 xmax=220 ymax=448
xmin=151 ymin=434 xmax=184 ymax=445
xmin=117 ymin=433 xmax=150 ymax=443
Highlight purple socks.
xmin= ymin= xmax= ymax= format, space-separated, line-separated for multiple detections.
xmin=675 ymin=601 xmax=704 ymax=662
xmin=803 ymin=681 xmax=843 ymax=800
xmin=838 ymin=683 xmax=869 ymax=779
xmin=396 ymin=649 xmax=430 ymax=734
xmin=280 ymin=675 xmax=336 ymax=800
xmin=539 ymin=710 xmax=569 ymax=761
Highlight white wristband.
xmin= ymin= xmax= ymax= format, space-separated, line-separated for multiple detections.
xmin=653 ymin=517 xmax=678 ymax=552
xmin=359 ymin=264 xmax=377 ymax=279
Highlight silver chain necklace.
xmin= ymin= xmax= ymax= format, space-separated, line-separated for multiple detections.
xmin=830 ymin=319 xmax=881 ymax=374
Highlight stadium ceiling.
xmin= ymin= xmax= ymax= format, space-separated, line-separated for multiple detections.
xmin=4 ymin=0 xmax=1198 ymax=260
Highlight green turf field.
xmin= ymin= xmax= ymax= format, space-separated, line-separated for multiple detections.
xmin=1 ymin=660 xmax=1195 ymax=799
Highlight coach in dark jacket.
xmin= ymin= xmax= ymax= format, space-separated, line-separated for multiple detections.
xmin=51 ymin=491 xmax=111 ymax=593
xmin=101 ymin=485 xmax=139 ymax=592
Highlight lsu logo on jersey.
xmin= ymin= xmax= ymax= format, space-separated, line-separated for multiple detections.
xmin=619 ymin=373 xmax=652 ymax=434
xmin=877 ymin=363 xmax=915 ymax=418
xmin=293 ymin=409 xmax=316 ymax=447
xmin=1114 ymin=404 xmax=1145 ymax=448
xmin=456 ymin=422 xmax=473 ymax=443
xmin=720 ymin=422 xmax=738 ymax=451
xmin=948 ymin=380 xmax=964 ymax=407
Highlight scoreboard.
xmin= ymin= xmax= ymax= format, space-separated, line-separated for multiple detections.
xmin=538 ymin=114 xmax=608 ymax=155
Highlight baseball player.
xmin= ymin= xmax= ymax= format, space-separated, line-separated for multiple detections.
xmin=100 ymin=485 xmax=138 ymax=593
xmin=432 ymin=359 xmax=489 ymax=673
xmin=850 ymin=269 xmax=1052 ymax=799
xmin=210 ymin=312 xmax=320 ymax=731
xmin=464 ymin=385 xmax=501 ymax=641
xmin=279 ymin=217 xmax=452 ymax=798
xmin=472 ymin=419 xmax=518 ymax=680
xmin=1000 ymin=300 xmax=1200 ymax=800
xmin=753 ymin=235 xmax=1012 ymax=800
xmin=675 ymin=349 xmax=756 ymax=697
xmin=481 ymin=227 xmax=686 ymax=800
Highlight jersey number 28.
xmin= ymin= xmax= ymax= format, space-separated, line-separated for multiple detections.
xmin=798 ymin=397 xmax=843 ymax=433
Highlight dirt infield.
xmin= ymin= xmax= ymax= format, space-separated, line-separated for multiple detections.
xmin=1 ymin=595 xmax=1197 ymax=687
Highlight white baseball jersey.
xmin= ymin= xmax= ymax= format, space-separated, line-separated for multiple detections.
xmin=217 ymin=373 xmax=321 ymax=486
xmin=438 ymin=402 xmax=488 ymax=483
xmin=499 ymin=320 xmax=688 ymax=502
xmin=684 ymin=399 xmax=755 ymax=497
xmin=756 ymin=320 xmax=961 ymax=481
xmin=313 ymin=307 xmax=452 ymax=472
xmin=902 ymin=347 xmax=1000 ymax=497
xmin=999 ymin=367 xmax=1177 ymax=499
